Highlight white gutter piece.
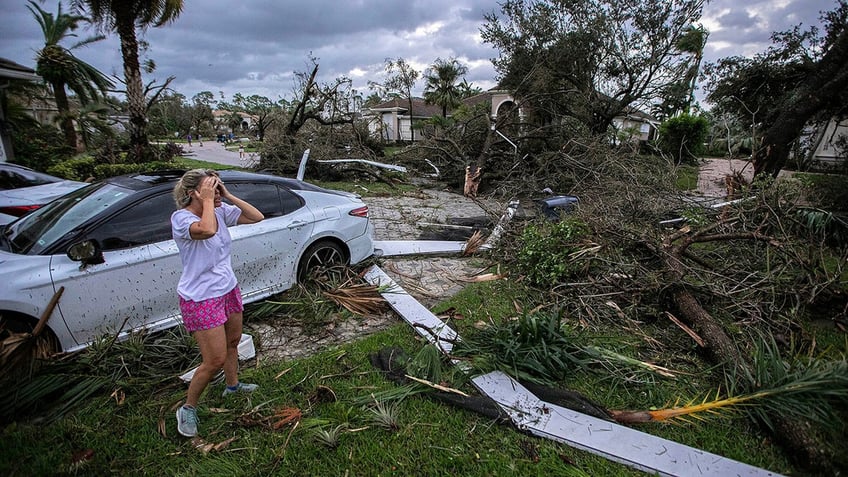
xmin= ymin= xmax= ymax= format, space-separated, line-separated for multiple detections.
xmin=316 ymin=159 xmax=408 ymax=173
xmin=373 ymin=240 xmax=467 ymax=257
xmin=472 ymin=371 xmax=783 ymax=477
xmin=364 ymin=264 xmax=784 ymax=477
xmin=363 ymin=265 xmax=459 ymax=354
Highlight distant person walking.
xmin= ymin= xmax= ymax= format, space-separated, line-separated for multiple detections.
xmin=186 ymin=134 xmax=192 ymax=147
xmin=171 ymin=169 xmax=264 ymax=438
xmin=239 ymin=144 xmax=245 ymax=159
xmin=198 ymin=134 xmax=203 ymax=147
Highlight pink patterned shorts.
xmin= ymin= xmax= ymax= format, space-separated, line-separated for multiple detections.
xmin=179 ymin=286 xmax=243 ymax=333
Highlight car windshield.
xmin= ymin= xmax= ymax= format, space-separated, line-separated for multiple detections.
xmin=3 ymin=182 xmax=133 ymax=255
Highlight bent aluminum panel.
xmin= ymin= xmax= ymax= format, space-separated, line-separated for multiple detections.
xmin=366 ymin=264 xmax=783 ymax=477
xmin=363 ymin=265 xmax=458 ymax=354
xmin=373 ymin=240 xmax=466 ymax=257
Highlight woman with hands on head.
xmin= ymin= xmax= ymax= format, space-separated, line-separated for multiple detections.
xmin=170 ymin=169 xmax=264 ymax=437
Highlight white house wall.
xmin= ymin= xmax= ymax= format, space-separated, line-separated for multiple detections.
xmin=811 ymin=118 xmax=848 ymax=168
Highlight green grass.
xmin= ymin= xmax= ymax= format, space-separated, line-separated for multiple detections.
xmin=0 ymin=311 xmax=797 ymax=476
xmin=0 ymin=274 xmax=813 ymax=476
xmin=675 ymin=163 xmax=699 ymax=190
xmin=1 ymin=324 xmax=641 ymax=476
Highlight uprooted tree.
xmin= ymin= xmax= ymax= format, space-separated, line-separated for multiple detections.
xmin=257 ymin=58 xmax=380 ymax=177
xmin=489 ymin=139 xmax=847 ymax=473
xmin=705 ymin=1 xmax=848 ymax=178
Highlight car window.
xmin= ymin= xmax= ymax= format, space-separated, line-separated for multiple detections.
xmin=0 ymin=168 xmax=53 ymax=189
xmin=5 ymin=183 xmax=129 ymax=255
xmin=86 ymin=193 xmax=175 ymax=250
xmin=224 ymin=183 xmax=302 ymax=218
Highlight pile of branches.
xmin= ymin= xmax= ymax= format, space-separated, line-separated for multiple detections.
xmin=490 ymin=140 xmax=848 ymax=473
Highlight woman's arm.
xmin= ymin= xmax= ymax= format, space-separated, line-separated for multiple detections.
xmin=189 ymin=176 xmax=220 ymax=239
xmin=219 ymin=183 xmax=264 ymax=224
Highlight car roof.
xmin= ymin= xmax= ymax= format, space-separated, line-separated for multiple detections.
xmin=0 ymin=162 xmax=64 ymax=183
xmin=103 ymin=169 xmax=324 ymax=193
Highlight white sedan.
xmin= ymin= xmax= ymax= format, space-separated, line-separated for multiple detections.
xmin=0 ymin=169 xmax=374 ymax=353
xmin=0 ymin=162 xmax=87 ymax=224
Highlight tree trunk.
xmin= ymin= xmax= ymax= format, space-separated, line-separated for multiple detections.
xmin=661 ymin=239 xmax=836 ymax=474
xmin=116 ymin=17 xmax=150 ymax=162
xmin=753 ymin=27 xmax=848 ymax=178
xmin=51 ymin=80 xmax=79 ymax=152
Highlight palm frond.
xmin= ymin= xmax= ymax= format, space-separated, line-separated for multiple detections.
xmin=322 ymin=282 xmax=388 ymax=316
xmin=609 ymin=336 xmax=848 ymax=433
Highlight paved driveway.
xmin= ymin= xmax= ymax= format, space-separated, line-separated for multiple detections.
xmin=178 ymin=142 xmax=250 ymax=167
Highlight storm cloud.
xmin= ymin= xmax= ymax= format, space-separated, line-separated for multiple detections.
xmin=0 ymin=0 xmax=837 ymax=105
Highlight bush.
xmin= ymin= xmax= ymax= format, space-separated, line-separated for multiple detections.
xmin=10 ymin=123 xmax=74 ymax=171
xmin=516 ymin=217 xmax=590 ymax=287
xmin=47 ymin=157 xmax=97 ymax=181
xmin=658 ymin=114 xmax=709 ymax=164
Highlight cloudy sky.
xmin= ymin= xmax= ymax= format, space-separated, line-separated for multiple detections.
xmin=0 ymin=0 xmax=838 ymax=106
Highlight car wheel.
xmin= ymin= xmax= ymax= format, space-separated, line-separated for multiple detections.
xmin=297 ymin=240 xmax=348 ymax=284
xmin=0 ymin=314 xmax=60 ymax=380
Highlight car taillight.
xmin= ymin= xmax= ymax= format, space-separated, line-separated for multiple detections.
xmin=349 ymin=206 xmax=369 ymax=218
xmin=0 ymin=204 xmax=42 ymax=217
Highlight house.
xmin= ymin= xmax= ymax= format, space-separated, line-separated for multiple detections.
xmin=365 ymin=98 xmax=442 ymax=141
xmin=806 ymin=118 xmax=847 ymax=170
xmin=212 ymin=109 xmax=257 ymax=134
xmin=0 ymin=58 xmax=41 ymax=162
xmin=364 ymin=88 xmax=657 ymax=145
xmin=611 ymin=107 xmax=660 ymax=144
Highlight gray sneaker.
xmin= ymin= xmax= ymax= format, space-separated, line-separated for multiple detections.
xmin=222 ymin=382 xmax=258 ymax=397
xmin=176 ymin=405 xmax=198 ymax=437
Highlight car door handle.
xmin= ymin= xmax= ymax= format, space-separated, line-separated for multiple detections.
xmin=286 ymin=220 xmax=308 ymax=229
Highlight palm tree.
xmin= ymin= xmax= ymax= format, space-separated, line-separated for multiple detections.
xmin=72 ymin=0 xmax=183 ymax=162
xmin=28 ymin=1 xmax=113 ymax=152
xmin=423 ymin=58 xmax=468 ymax=118
xmin=675 ymin=24 xmax=709 ymax=114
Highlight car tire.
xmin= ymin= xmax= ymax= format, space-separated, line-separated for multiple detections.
xmin=0 ymin=314 xmax=59 ymax=379
xmin=297 ymin=240 xmax=348 ymax=284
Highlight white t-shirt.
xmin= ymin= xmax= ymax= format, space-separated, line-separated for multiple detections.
xmin=171 ymin=203 xmax=242 ymax=301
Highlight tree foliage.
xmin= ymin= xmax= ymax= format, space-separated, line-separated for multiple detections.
xmin=658 ymin=113 xmax=709 ymax=163
xmin=372 ymin=58 xmax=419 ymax=141
xmin=74 ymin=0 xmax=184 ymax=162
xmin=481 ymin=0 xmax=705 ymax=134
xmin=28 ymin=0 xmax=112 ymax=151
xmin=423 ymin=57 xmax=469 ymax=118
xmin=704 ymin=1 xmax=848 ymax=177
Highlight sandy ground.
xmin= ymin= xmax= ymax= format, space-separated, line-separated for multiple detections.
xmin=695 ymin=157 xmax=755 ymax=198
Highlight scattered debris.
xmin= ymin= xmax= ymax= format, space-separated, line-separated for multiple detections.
xmin=363 ymin=264 xmax=782 ymax=477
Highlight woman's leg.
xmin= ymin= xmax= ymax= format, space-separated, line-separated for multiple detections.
xmin=222 ymin=311 xmax=243 ymax=387
xmin=186 ymin=325 xmax=228 ymax=407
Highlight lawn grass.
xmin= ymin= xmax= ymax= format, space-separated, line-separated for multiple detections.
xmin=0 ymin=277 xmax=801 ymax=476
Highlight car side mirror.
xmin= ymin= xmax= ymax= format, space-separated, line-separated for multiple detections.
xmin=67 ymin=239 xmax=105 ymax=266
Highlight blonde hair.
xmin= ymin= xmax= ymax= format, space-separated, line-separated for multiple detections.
xmin=173 ymin=169 xmax=218 ymax=208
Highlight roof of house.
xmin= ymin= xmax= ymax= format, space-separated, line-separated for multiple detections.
xmin=368 ymin=97 xmax=443 ymax=118
xmin=0 ymin=57 xmax=40 ymax=81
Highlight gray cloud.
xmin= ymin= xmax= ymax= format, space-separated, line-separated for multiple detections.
xmin=0 ymin=0 xmax=836 ymax=104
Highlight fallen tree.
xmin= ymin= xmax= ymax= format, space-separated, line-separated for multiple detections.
xmin=490 ymin=139 xmax=848 ymax=474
